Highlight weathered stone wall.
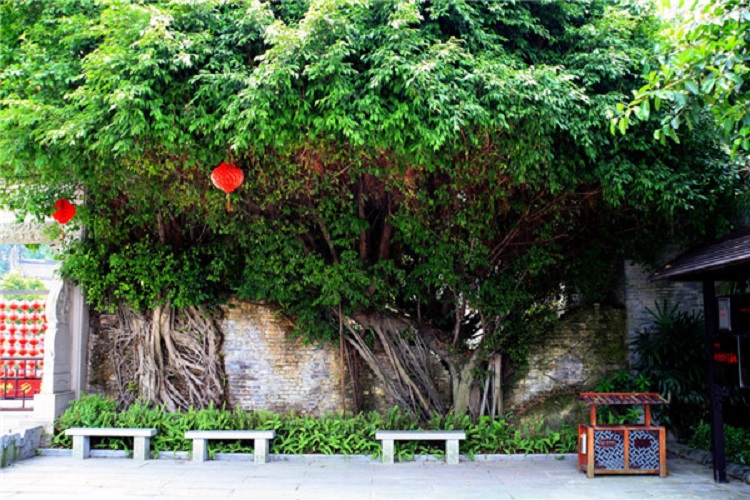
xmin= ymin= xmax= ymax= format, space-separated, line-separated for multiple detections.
xmin=504 ymin=305 xmax=628 ymax=426
xmin=86 ymin=312 xmax=119 ymax=398
xmin=221 ymin=300 xmax=346 ymax=415
xmin=88 ymin=302 xmax=629 ymax=421
xmin=1 ymin=426 xmax=42 ymax=468
xmin=503 ymin=256 xmax=704 ymax=427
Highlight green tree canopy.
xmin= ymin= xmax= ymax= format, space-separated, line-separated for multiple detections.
xmin=0 ymin=271 xmax=46 ymax=301
xmin=0 ymin=0 xmax=744 ymax=415
xmin=614 ymin=0 xmax=750 ymax=155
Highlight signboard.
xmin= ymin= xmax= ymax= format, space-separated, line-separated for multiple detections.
xmin=740 ymin=336 xmax=749 ymax=389
xmin=0 ymin=378 xmax=41 ymax=399
xmin=718 ymin=297 xmax=732 ymax=331
xmin=713 ymin=336 xmax=740 ymax=387
xmin=717 ymin=295 xmax=750 ymax=333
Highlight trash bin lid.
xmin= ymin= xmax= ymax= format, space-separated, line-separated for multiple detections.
xmin=579 ymin=392 xmax=668 ymax=405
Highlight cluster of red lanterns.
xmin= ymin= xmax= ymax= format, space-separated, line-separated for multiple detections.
xmin=211 ymin=161 xmax=244 ymax=212
xmin=0 ymin=299 xmax=46 ymax=398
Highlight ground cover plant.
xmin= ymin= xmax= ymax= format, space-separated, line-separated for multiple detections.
xmin=53 ymin=395 xmax=576 ymax=461
xmin=688 ymin=421 xmax=750 ymax=466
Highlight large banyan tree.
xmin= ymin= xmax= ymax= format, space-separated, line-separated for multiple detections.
xmin=0 ymin=0 xmax=743 ymax=415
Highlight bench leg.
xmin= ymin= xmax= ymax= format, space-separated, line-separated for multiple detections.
xmin=381 ymin=440 xmax=395 ymax=464
xmin=192 ymin=439 xmax=208 ymax=463
xmin=133 ymin=437 xmax=150 ymax=461
xmin=72 ymin=435 xmax=90 ymax=460
xmin=445 ymin=440 xmax=459 ymax=464
xmin=254 ymin=438 xmax=269 ymax=464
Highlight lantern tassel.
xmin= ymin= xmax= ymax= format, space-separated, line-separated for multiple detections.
xmin=226 ymin=195 xmax=231 ymax=213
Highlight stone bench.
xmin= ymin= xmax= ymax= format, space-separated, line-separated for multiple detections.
xmin=184 ymin=430 xmax=275 ymax=464
xmin=65 ymin=427 xmax=158 ymax=461
xmin=375 ymin=430 xmax=466 ymax=464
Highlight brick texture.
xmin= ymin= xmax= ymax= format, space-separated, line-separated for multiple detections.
xmin=221 ymin=300 xmax=345 ymax=415
xmin=624 ymin=259 xmax=703 ymax=366
xmin=505 ymin=305 xmax=628 ymax=413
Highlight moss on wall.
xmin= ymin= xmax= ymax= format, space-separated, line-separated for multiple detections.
xmin=505 ymin=305 xmax=627 ymax=426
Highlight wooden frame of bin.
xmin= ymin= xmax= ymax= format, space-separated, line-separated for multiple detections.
xmin=577 ymin=392 xmax=668 ymax=478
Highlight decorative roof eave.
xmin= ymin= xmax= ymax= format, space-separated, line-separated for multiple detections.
xmin=650 ymin=232 xmax=750 ymax=282
xmin=579 ymin=392 xmax=667 ymax=406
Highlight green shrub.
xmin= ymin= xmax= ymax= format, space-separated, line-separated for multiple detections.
xmin=53 ymin=394 xmax=118 ymax=448
xmin=688 ymin=421 xmax=750 ymax=465
xmin=53 ymin=397 xmax=578 ymax=460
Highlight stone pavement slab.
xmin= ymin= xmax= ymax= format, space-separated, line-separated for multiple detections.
xmin=1 ymin=455 xmax=749 ymax=499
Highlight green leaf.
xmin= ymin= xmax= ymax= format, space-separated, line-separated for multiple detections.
xmin=618 ymin=115 xmax=629 ymax=135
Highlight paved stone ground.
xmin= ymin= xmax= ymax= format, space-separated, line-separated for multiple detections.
xmin=1 ymin=455 xmax=749 ymax=499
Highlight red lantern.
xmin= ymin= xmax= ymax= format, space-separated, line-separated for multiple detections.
xmin=52 ymin=198 xmax=76 ymax=224
xmin=211 ymin=161 xmax=243 ymax=212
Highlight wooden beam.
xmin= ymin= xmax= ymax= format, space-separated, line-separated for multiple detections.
xmin=702 ymin=279 xmax=727 ymax=483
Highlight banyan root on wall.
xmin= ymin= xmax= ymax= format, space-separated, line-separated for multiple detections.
xmin=87 ymin=300 xmax=630 ymax=418
xmin=88 ymin=300 xmax=353 ymax=415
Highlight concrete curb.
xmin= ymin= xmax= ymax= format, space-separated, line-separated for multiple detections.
xmin=668 ymin=442 xmax=750 ymax=484
xmin=38 ymin=448 xmax=576 ymax=463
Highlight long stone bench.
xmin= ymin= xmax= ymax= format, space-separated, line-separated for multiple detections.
xmin=184 ymin=430 xmax=276 ymax=464
xmin=65 ymin=428 xmax=158 ymax=461
xmin=375 ymin=430 xmax=466 ymax=464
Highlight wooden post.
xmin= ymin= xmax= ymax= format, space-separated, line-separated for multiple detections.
xmin=659 ymin=427 xmax=667 ymax=478
xmin=339 ymin=304 xmax=346 ymax=415
xmin=590 ymin=404 xmax=597 ymax=425
xmin=586 ymin=429 xmax=595 ymax=478
xmin=703 ymin=280 xmax=727 ymax=483
xmin=644 ymin=403 xmax=651 ymax=426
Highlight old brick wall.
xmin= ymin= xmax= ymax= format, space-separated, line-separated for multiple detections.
xmin=87 ymin=301 xmax=347 ymax=415
xmin=87 ymin=260 xmax=701 ymax=422
xmin=221 ymin=300 xmax=346 ymax=415
xmin=504 ymin=305 xmax=628 ymax=426
xmin=624 ymin=259 xmax=703 ymax=366
xmin=86 ymin=311 xmax=122 ymax=398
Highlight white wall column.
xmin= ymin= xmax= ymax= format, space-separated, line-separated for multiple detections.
xmin=33 ymin=280 xmax=86 ymax=421
xmin=0 ymin=212 xmax=88 ymax=426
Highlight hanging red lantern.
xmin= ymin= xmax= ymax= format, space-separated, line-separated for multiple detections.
xmin=211 ymin=161 xmax=243 ymax=212
xmin=52 ymin=198 xmax=76 ymax=224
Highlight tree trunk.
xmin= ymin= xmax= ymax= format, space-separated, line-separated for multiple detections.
xmin=342 ymin=310 xmax=487 ymax=420
xmin=444 ymin=347 xmax=483 ymax=416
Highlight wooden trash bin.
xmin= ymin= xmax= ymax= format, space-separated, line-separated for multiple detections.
xmin=578 ymin=392 xmax=667 ymax=478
